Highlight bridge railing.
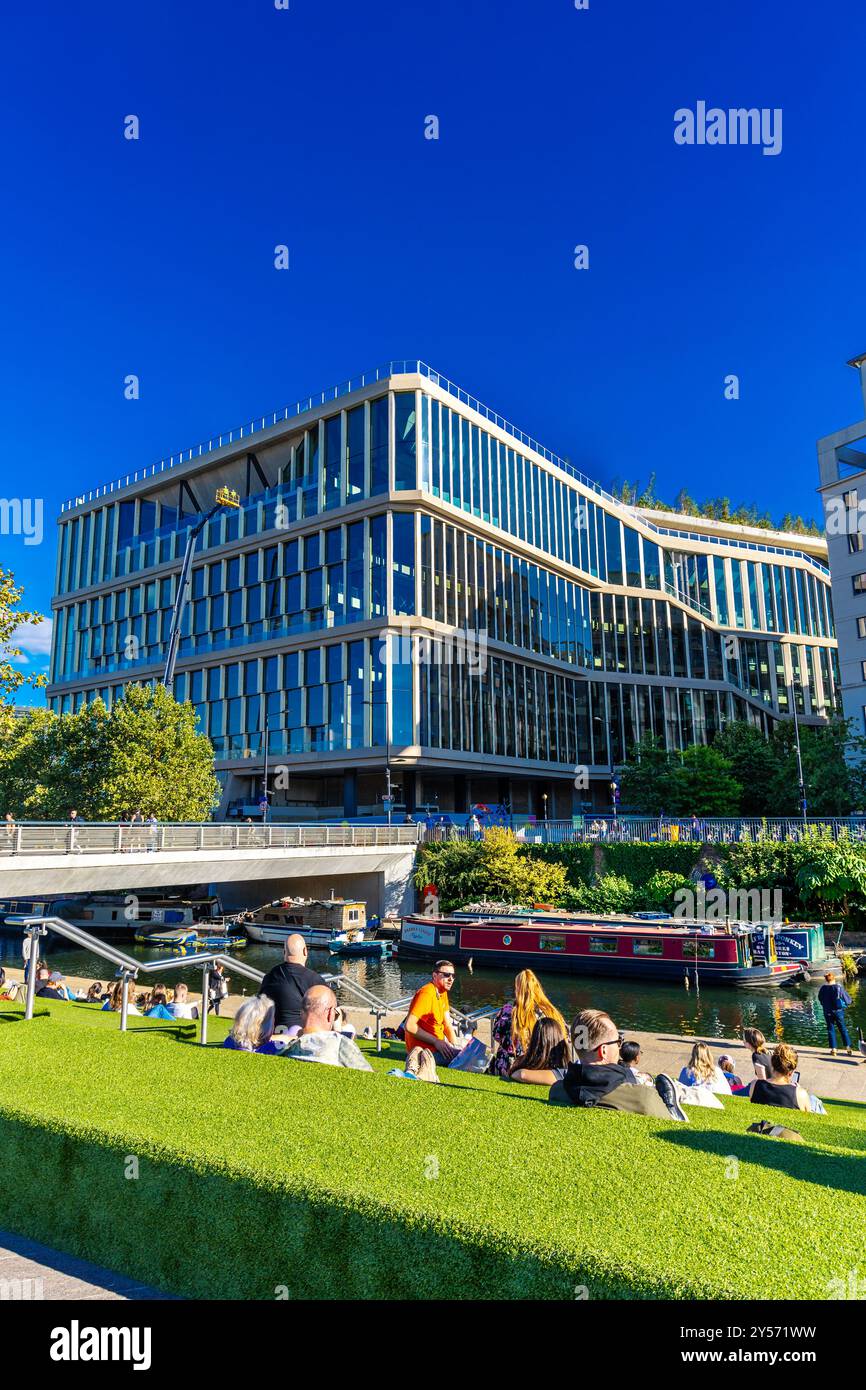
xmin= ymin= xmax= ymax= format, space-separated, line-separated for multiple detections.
xmin=0 ymin=821 xmax=421 ymax=856
xmin=421 ymin=817 xmax=866 ymax=845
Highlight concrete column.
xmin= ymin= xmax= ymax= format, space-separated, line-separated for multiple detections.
xmin=343 ymin=769 xmax=358 ymax=819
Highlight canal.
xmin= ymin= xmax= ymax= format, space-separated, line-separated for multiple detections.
xmin=3 ymin=933 xmax=863 ymax=1050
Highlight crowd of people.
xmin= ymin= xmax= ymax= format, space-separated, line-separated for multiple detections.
xmin=4 ymin=937 xmax=857 ymax=1123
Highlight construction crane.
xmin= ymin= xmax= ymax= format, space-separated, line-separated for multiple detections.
xmin=162 ymin=487 xmax=241 ymax=695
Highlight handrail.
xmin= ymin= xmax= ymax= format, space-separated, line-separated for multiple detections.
xmin=8 ymin=914 xmax=420 ymax=1055
xmin=0 ymin=820 xmax=421 ymax=857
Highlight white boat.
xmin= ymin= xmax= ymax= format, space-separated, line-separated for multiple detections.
xmin=0 ymin=893 xmax=223 ymax=938
xmin=238 ymin=897 xmax=366 ymax=948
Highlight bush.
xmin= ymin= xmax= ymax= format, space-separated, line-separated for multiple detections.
xmin=639 ymin=870 xmax=693 ymax=912
xmin=574 ymin=873 xmax=639 ymax=915
xmin=416 ymin=829 xmax=569 ymax=911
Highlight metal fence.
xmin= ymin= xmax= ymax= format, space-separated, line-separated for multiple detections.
xmin=0 ymin=821 xmax=421 ymax=857
xmin=421 ymin=817 xmax=866 ymax=846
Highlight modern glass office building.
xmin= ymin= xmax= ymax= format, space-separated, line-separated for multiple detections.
xmin=47 ymin=361 xmax=840 ymax=818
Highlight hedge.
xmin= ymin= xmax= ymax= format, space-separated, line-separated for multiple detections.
xmin=526 ymin=842 xmax=701 ymax=886
xmin=1 ymin=1000 xmax=865 ymax=1300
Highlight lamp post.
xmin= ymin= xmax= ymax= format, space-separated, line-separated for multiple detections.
xmin=782 ymin=640 xmax=808 ymax=826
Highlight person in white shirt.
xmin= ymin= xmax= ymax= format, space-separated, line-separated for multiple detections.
xmin=678 ymin=1042 xmax=732 ymax=1095
xmin=169 ymin=982 xmax=199 ymax=1020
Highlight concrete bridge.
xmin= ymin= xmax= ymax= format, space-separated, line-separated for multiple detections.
xmin=0 ymin=822 xmax=420 ymax=915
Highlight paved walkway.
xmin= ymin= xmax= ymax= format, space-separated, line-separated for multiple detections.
xmin=0 ymin=1229 xmax=176 ymax=1300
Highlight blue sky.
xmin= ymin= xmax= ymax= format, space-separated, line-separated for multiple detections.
xmin=3 ymin=0 xmax=866 ymax=701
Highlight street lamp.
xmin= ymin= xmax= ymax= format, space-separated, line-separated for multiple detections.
xmin=162 ymin=487 xmax=241 ymax=695
xmin=781 ymin=640 xmax=808 ymax=825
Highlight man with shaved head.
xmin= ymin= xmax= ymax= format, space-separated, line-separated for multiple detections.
xmin=285 ymin=984 xmax=372 ymax=1070
xmin=260 ymin=932 xmax=325 ymax=1032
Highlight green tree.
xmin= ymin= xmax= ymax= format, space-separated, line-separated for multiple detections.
xmin=674 ymin=745 xmax=742 ymax=816
xmin=618 ymin=735 xmax=679 ymax=814
xmin=714 ymin=721 xmax=779 ymax=816
xmin=24 ymin=684 xmax=220 ymax=821
xmin=0 ymin=569 xmax=46 ymax=706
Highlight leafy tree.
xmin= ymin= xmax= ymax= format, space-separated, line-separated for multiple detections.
xmin=676 ymin=745 xmax=742 ymax=816
xmin=619 ymin=735 xmax=679 ymax=814
xmin=714 ymin=721 xmax=779 ymax=816
xmin=415 ymin=828 xmax=569 ymax=911
xmin=0 ymin=569 xmax=46 ymax=705
xmin=10 ymin=684 xmax=220 ymax=821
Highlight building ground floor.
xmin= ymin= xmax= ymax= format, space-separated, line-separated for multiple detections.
xmin=221 ymin=759 xmax=629 ymax=822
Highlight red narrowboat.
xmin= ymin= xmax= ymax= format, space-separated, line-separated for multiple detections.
xmin=398 ymin=913 xmax=803 ymax=987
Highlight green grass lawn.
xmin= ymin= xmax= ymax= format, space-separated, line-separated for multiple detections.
xmin=1 ymin=999 xmax=864 ymax=1300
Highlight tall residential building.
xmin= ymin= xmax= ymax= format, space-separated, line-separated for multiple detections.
xmin=48 ymin=361 xmax=838 ymax=819
xmin=817 ymin=351 xmax=866 ymax=737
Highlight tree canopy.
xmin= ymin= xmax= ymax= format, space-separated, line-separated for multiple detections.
xmin=618 ymin=720 xmax=866 ymax=817
xmin=607 ymin=475 xmax=821 ymax=537
xmin=0 ymin=568 xmax=47 ymax=708
xmin=0 ymin=683 xmax=220 ymax=821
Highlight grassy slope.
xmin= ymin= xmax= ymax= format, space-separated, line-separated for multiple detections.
xmin=0 ymin=1000 xmax=864 ymax=1300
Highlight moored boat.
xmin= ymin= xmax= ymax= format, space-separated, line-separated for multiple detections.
xmin=401 ymin=912 xmax=803 ymax=986
xmin=238 ymin=897 xmax=367 ymax=948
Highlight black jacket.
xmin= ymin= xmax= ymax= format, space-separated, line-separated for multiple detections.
xmin=561 ymin=1060 xmax=637 ymax=1106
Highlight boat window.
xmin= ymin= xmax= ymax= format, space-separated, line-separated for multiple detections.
xmin=589 ymin=936 xmax=618 ymax=954
xmin=693 ymin=942 xmax=716 ymax=959
xmin=539 ymin=933 xmax=566 ymax=952
xmin=633 ymin=938 xmax=663 ymax=956
xmin=111 ymin=911 xmax=118 ymax=921
xmin=78 ymin=911 xmax=94 ymax=921
xmin=348 ymin=910 xmax=359 ymax=921
xmin=440 ymin=931 xmax=456 ymax=946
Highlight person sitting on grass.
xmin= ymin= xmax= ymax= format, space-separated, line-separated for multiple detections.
xmin=488 ymin=969 xmax=569 ymax=1078
xmin=168 ymin=982 xmax=198 ymax=1020
xmin=718 ymin=1054 xmax=744 ymax=1089
xmin=222 ymin=995 xmax=279 ymax=1055
xmin=743 ymin=1027 xmax=771 ymax=1079
xmin=333 ymin=1005 xmax=356 ymax=1039
xmin=620 ymin=1039 xmax=654 ymax=1086
xmin=85 ymin=982 xmax=105 ymax=1003
xmin=143 ymin=985 xmax=175 ymax=1020
xmin=102 ymin=978 xmax=141 ymax=1015
xmin=404 ymin=960 xmax=460 ymax=1064
xmin=748 ymin=1043 xmax=810 ymax=1113
xmin=678 ymin=1042 xmax=732 ymax=1095
xmin=285 ymin=986 xmax=372 ymax=1071
xmin=549 ymin=1008 xmax=688 ymax=1121
xmin=35 ymin=970 xmax=70 ymax=1002
xmin=509 ymin=1016 xmax=571 ymax=1086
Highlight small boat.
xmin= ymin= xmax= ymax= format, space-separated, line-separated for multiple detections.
xmin=239 ymin=896 xmax=367 ymax=948
xmin=1 ymin=893 xmax=224 ymax=939
xmin=134 ymin=927 xmax=198 ymax=948
xmin=329 ymin=938 xmax=392 ymax=958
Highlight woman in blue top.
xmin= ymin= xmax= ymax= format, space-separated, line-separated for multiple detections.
xmin=222 ymin=994 xmax=279 ymax=1055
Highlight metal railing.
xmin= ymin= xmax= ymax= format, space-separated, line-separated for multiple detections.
xmin=422 ymin=816 xmax=866 ymax=845
xmin=0 ymin=821 xmax=421 ymax=857
xmin=6 ymin=914 xmax=497 ymax=1055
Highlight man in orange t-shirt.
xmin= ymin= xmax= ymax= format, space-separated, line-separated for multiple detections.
xmin=404 ymin=961 xmax=460 ymax=1063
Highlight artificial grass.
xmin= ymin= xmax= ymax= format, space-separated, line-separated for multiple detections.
xmin=0 ymin=999 xmax=864 ymax=1301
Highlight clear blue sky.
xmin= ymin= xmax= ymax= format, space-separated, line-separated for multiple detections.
xmin=3 ymin=0 xmax=866 ymax=701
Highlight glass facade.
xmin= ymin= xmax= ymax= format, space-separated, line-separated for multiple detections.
xmin=48 ymin=371 xmax=839 ymax=810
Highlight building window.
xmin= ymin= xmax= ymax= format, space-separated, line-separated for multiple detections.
xmin=853 ymin=574 xmax=866 ymax=595
xmin=858 ymin=617 xmax=866 ymax=639
xmin=861 ymin=661 xmax=866 ymax=682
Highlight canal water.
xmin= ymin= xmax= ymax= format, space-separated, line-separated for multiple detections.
xmin=3 ymin=933 xmax=863 ymax=1050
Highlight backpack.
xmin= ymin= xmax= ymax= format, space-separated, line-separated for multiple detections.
xmin=747 ymin=1120 xmax=804 ymax=1143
